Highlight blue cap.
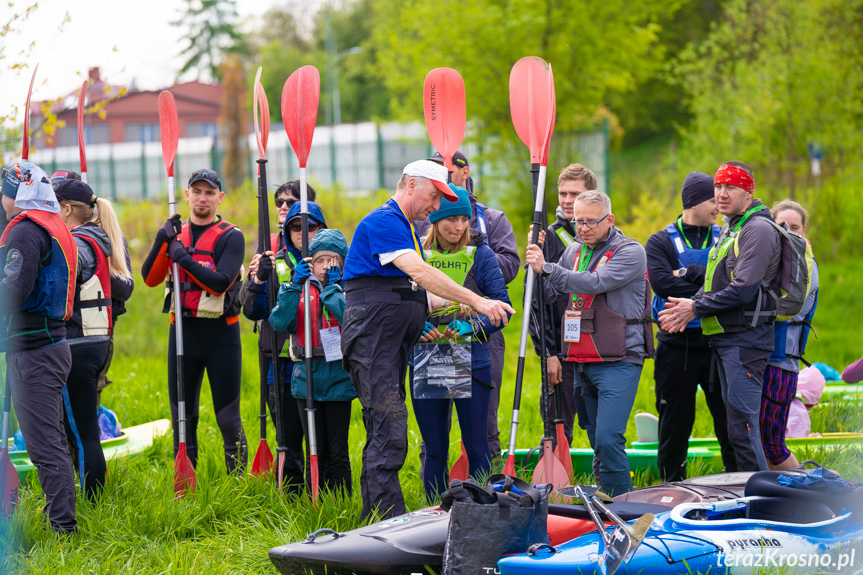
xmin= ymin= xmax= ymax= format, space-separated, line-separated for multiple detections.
xmin=429 ymin=184 xmax=471 ymax=224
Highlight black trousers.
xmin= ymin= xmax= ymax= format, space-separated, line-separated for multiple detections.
xmin=295 ymin=399 xmax=353 ymax=494
xmin=168 ymin=318 xmax=247 ymax=473
xmin=654 ymin=341 xmax=733 ymax=480
xmin=64 ymin=339 xmax=110 ymax=501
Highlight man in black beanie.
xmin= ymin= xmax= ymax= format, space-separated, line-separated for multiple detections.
xmin=645 ymin=172 xmax=734 ymax=480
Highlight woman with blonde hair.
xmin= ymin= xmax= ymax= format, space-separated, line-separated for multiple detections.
xmin=53 ymin=178 xmax=133 ymax=499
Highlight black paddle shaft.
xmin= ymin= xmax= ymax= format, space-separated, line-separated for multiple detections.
xmin=531 ymin=164 xmax=552 ymax=441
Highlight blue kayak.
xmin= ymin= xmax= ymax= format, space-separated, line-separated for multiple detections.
xmin=498 ymin=471 xmax=863 ymax=575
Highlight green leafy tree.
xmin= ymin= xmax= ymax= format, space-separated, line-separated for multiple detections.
xmin=172 ymin=0 xmax=249 ymax=83
xmin=676 ymin=0 xmax=863 ymax=193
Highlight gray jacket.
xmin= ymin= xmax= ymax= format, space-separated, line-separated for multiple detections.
xmin=544 ymin=225 xmax=649 ymax=364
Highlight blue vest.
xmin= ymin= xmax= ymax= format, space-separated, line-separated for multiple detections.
xmin=770 ymin=289 xmax=818 ymax=362
xmin=651 ymin=222 xmax=720 ymax=329
xmin=474 ymin=202 xmax=489 ymax=245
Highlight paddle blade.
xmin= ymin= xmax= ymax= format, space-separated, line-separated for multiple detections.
xmin=509 ymin=57 xmax=556 ymax=166
xmin=277 ymin=451 xmax=285 ymax=490
xmin=604 ymin=525 xmax=631 ymax=575
xmin=310 ymin=453 xmax=320 ymax=502
xmin=76 ymin=80 xmax=88 ymax=176
xmin=423 ymin=67 xmax=466 ymax=171
xmin=553 ymin=422 xmax=573 ymax=480
xmin=173 ymin=443 xmax=196 ymax=496
xmin=502 ymin=454 xmax=516 ymax=477
xmin=22 ymin=64 xmax=38 ymax=160
xmin=281 ymin=65 xmax=320 ymax=168
xmin=157 ymin=91 xmax=179 ymax=177
xmin=624 ymin=513 xmax=654 ymax=563
xmin=0 ymin=449 xmax=18 ymax=517
xmin=449 ymin=441 xmax=469 ymax=482
xmin=253 ymin=67 xmax=270 ymax=161
xmin=531 ymin=440 xmax=569 ymax=494
xmin=250 ymin=439 xmax=274 ymax=477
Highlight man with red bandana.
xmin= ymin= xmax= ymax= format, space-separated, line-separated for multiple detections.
xmin=659 ymin=160 xmax=780 ymax=472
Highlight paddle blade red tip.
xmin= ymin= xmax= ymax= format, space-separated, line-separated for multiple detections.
xmin=449 ymin=441 xmax=469 ymax=482
xmin=77 ymin=81 xmax=88 ymax=174
xmin=532 ymin=441 xmax=569 ymax=493
xmin=157 ymin=91 xmax=180 ymax=177
xmin=502 ymin=454 xmax=516 ymax=477
xmin=423 ymin=67 xmax=466 ymax=170
xmin=22 ymin=63 xmax=39 ymax=161
xmin=554 ymin=423 xmax=574 ymax=480
xmin=0 ymin=449 xmax=19 ymax=517
xmin=250 ymin=439 xmax=274 ymax=477
xmin=277 ymin=451 xmax=286 ymax=490
xmin=173 ymin=444 xmax=196 ymax=496
xmin=310 ymin=453 xmax=320 ymax=501
xmin=510 ymin=57 xmax=556 ymax=166
xmin=253 ymin=67 xmax=271 ymax=161
xmin=281 ymin=65 xmax=320 ymax=168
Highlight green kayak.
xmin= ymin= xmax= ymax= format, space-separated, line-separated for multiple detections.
xmin=820 ymin=383 xmax=863 ymax=399
xmin=631 ymin=431 xmax=863 ymax=451
xmin=9 ymin=419 xmax=171 ymax=481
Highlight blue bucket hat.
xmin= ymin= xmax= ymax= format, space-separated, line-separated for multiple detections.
xmin=429 ymin=184 xmax=471 ymax=224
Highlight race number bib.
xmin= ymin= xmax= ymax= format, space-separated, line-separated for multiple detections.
xmin=563 ymin=310 xmax=582 ymax=343
xmin=319 ymin=326 xmax=343 ymax=362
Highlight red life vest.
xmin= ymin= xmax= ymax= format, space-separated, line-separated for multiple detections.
xmin=165 ymin=218 xmax=242 ymax=318
xmin=562 ymin=239 xmax=654 ymax=363
xmin=68 ymin=227 xmax=112 ymax=338
xmin=289 ymin=282 xmax=340 ymax=360
xmin=269 ymin=232 xmax=280 ymax=254
xmin=0 ymin=210 xmax=77 ymax=321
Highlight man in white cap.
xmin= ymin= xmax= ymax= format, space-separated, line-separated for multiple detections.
xmin=0 ymin=161 xmax=78 ymax=533
xmin=342 ymin=159 xmax=514 ymax=520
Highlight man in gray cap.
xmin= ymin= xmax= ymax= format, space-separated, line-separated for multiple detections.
xmin=0 ymin=161 xmax=78 ymax=533
xmin=342 ymin=159 xmax=514 ymax=520
xmin=646 ymin=172 xmax=731 ymax=480
xmin=419 ymin=150 xmax=519 ymax=458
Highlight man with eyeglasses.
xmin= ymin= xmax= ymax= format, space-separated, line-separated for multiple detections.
xmin=342 ymin=160 xmax=515 ymax=521
xmin=660 ymin=161 xmax=780 ymax=472
xmin=240 ymin=181 xmax=321 ymax=490
xmin=646 ymin=172 xmax=731 ymax=481
xmin=142 ymin=168 xmax=248 ymax=475
xmin=526 ymin=190 xmax=652 ymax=496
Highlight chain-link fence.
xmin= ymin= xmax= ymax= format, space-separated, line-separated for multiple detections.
xmin=15 ymin=119 xmax=608 ymax=201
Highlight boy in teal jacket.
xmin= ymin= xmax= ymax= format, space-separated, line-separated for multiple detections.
xmin=269 ymin=228 xmax=355 ymax=493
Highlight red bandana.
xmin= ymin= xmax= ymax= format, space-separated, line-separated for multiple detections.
xmin=714 ymin=164 xmax=754 ymax=193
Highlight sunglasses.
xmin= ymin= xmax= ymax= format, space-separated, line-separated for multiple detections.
xmin=289 ymin=222 xmax=322 ymax=233
xmin=275 ymin=198 xmax=295 ymax=208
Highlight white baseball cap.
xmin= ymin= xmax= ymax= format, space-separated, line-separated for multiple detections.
xmin=402 ymin=160 xmax=458 ymax=201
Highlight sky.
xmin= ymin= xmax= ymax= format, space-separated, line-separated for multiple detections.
xmin=1 ymin=0 xmax=317 ymax=123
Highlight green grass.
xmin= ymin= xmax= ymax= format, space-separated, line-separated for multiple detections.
xmin=1 ymin=190 xmax=862 ymax=573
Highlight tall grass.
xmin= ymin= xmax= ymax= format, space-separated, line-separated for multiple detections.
xmin=1 ymin=179 xmax=861 ymax=573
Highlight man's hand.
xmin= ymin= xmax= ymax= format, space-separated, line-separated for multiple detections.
xmin=255 ymin=251 xmax=275 ymax=284
xmin=167 ymin=240 xmax=186 ymax=262
xmin=472 ymin=298 xmax=515 ymax=327
xmin=526 ymin=225 xmax=547 ymax=247
xmin=525 ymin=244 xmax=546 ymax=274
xmin=658 ymin=297 xmax=696 ymax=333
xmin=157 ymin=214 xmax=183 ymax=243
xmin=546 ymin=355 xmax=563 ymax=386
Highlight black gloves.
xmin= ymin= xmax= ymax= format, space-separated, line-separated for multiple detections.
xmin=256 ymin=253 xmax=274 ymax=281
xmin=157 ymin=214 xmax=182 ymax=243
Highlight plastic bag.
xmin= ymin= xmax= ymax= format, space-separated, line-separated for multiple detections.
xmin=786 ymin=398 xmax=811 ymax=438
xmin=97 ymin=405 xmax=123 ymax=440
xmin=797 ymin=365 xmax=826 ymax=407
xmin=411 ymin=338 xmax=472 ymax=400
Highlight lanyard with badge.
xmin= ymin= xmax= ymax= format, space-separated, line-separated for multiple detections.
xmin=563 ymin=245 xmax=594 ymax=343
xmin=676 ymin=216 xmax=710 ymax=249
xmin=317 ymin=305 xmax=343 ymax=362
xmin=396 ymin=199 xmax=424 ymax=291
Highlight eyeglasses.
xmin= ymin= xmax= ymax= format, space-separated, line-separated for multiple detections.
xmin=275 ymin=198 xmax=295 ymax=208
xmin=289 ymin=222 xmax=322 ymax=233
xmin=572 ymin=214 xmax=610 ymax=229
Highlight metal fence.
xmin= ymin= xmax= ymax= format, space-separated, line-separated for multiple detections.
xmin=13 ymin=120 xmax=609 ymax=201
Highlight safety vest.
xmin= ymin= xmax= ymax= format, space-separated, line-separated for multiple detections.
xmin=68 ymin=226 xmax=112 ymax=338
xmin=165 ymin=218 xmax=242 ymax=319
xmin=554 ymin=226 xmax=577 ymax=248
xmin=0 ymin=210 xmax=77 ymax=321
xmin=289 ymin=281 xmax=340 ymax=360
xmin=562 ymin=239 xmax=654 ymax=363
xmin=274 ymin=250 xmax=299 ymax=285
xmin=424 ymin=246 xmax=476 ymax=286
xmin=701 ymin=206 xmax=774 ymax=336
xmin=651 ymin=220 xmax=720 ymax=329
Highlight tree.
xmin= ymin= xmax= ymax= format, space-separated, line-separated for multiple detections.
xmin=219 ymin=53 xmax=248 ymax=190
xmin=172 ymin=0 xmax=249 ymax=83
xmin=675 ymin=0 xmax=863 ymax=192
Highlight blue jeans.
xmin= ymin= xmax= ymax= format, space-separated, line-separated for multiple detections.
xmin=575 ymin=360 xmax=642 ymax=496
xmin=412 ymin=368 xmax=493 ymax=499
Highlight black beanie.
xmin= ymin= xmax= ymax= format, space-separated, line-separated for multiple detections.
xmin=681 ymin=171 xmax=715 ymax=209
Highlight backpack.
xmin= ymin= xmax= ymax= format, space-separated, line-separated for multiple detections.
xmin=762 ymin=220 xmax=814 ymax=322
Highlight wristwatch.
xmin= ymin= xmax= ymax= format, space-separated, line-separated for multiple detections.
xmin=541 ymin=263 xmax=554 ymax=277
xmin=678 ymin=267 xmax=688 ymax=278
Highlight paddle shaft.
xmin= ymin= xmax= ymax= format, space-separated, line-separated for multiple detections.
xmin=300 ymin=168 xmax=318 ymax=467
xmin=167 ymin=176 xmax=188 ymax=445
xmin=505 ymin=163 xmax=548 ymax=458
